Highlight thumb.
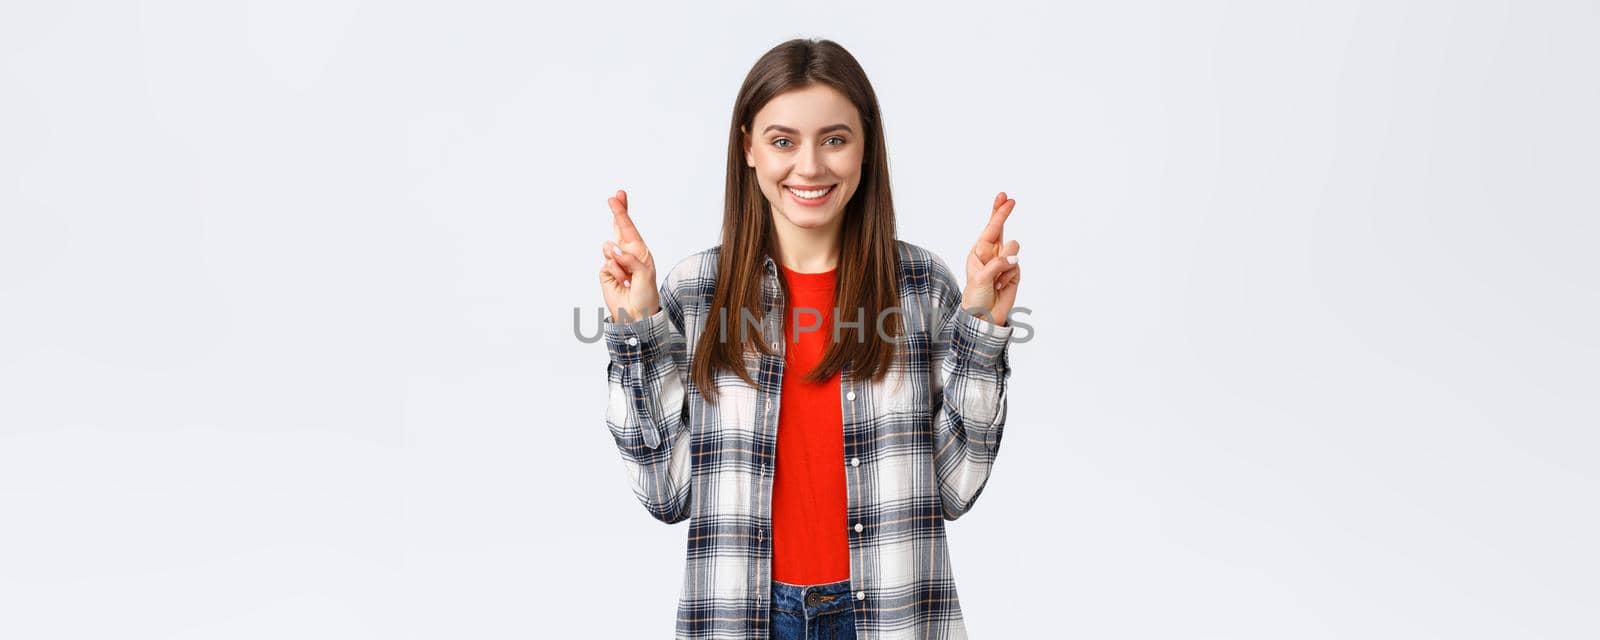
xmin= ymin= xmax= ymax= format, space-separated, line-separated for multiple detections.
xmin=972 ymin=240 xmax=1019 ymax=285
xmin=609 ymin=242 xmax=653 ymax=276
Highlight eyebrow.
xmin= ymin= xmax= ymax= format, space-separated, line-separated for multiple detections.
xmin=761 ymin=123 xmax=855 ymax=136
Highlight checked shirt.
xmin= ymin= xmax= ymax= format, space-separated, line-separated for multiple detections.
xmin=602 ymin=240 xmax=1014 ymax=639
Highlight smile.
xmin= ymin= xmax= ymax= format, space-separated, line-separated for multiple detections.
xmin=784 ymin=184 xmax=835 ymax=206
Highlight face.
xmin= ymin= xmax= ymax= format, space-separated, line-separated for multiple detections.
xmin=742 ymin=83 xmax=865 ymax=235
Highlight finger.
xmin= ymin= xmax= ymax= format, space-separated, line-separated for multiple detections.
xmin=986 ymin=192 xmax=1007 ymax=257
xmin=999 ymin=262 xmax=1020 ymax=282
xmin=610 ymin=243 xmax=650 ymax=274
xmin=985 ymin=200 xmax=1011 ymax=259
xmin=974 ymin=251 xmax=1014 ymax=286
xmin=998 ymin=264 xmax=1022 ymax=290
xmin=975 ymin=197 xmax=1015 ymax=261
xmin=1000 ymin=239 xmax=1020 ymax=259
xmin=604 ymin=258 xmax=631 ymax=288
xmin=605 ymin=241 xmax=641 ymax=278
xmin=995 ymin=241 xmax=1020 ymax=289
xmin=979 ymin=240 xmax=1018 ymax=280
xmin=604 ymin=239 xmax=645 ymax=272
xmin=602 ymin=237 xmax=633 ymax=273
xmin=601 ymin=259 xmax=633 ymax=291
xmin=610 ymin=192 xmax=643 ymax=245
xmin=609 ymin=237 xmax=652 ymax=269
xmin=608 ymin=196 xmax=623 ymax=245
xmin=974 ymin=228 xmax=1015 ymax=266
xmin=601 ymin=265 xmax=632 ymax=292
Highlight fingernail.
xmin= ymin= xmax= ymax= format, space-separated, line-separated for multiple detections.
xmin=622 ymin=280 xmax=631 ymax=287
xmin=611 ymin=244 xmax=623 ymax=256
xmin=1005 ymin=255 xmax=1018 ymax=265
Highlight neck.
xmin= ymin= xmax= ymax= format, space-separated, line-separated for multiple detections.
xmin=769 ymin=211 xmax=842 ymax=273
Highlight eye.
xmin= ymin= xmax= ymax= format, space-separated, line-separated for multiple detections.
xmin=772 ymin=138 xmax=793 ymax=149
xmin=825 ymin=136 xmax=846 ymax=146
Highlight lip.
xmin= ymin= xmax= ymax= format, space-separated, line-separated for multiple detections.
xmin=783 ymin=183 xmax=836 ymax=207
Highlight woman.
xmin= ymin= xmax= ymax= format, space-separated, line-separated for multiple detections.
xmin=597 ymin=38 xmax=1021 ymax=640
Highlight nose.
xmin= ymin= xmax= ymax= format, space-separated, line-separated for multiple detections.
xmin=794 ymin=144 xmax=823 ymax=178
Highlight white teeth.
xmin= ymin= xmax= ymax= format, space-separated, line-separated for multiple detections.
xmin=785 ymin=185 xmax=833 ymax=199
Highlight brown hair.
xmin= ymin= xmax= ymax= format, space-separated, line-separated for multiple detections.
xmin=693 ymin=38 xmax=902 ymax=403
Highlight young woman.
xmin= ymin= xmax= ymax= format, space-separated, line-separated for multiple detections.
xmin=597 ymin=38 xmax=1021 ymax=640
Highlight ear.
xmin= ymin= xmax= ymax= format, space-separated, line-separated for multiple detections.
xmin=740 ymin=125 xmax=755 ymax=167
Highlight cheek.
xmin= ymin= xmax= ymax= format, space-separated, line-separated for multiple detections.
xmin=753 ymin=155 xmax=784 ymax=185
xmin=832 ymin=157 xmax=863 ymax=189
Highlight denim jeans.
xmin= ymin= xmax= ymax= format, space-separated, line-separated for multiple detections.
xmin=770 ymin=578 xmax=857 ymax=640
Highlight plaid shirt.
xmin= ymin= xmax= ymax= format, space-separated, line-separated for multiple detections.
xmin=603 ymin=240 xmax=1014 ymax=640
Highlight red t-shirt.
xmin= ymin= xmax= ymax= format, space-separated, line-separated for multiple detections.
xmin=770 ymin=263 xmax=850 ymax=585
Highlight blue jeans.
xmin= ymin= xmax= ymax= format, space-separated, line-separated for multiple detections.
xmin=770 ymin=578 xmax=857 ymax=640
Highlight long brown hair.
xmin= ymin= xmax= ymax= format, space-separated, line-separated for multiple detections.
xmin=693 ymin=38 xmax=902 ymax=403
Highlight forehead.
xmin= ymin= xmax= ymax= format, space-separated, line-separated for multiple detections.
xmin=752 ymin=84 xmax=861 ymax=130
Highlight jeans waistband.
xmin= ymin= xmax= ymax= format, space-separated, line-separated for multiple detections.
xmin=770 ymin=578 xmax=854 ymax=618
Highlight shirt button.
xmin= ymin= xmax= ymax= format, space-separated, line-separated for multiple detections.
xmin=846 ymin=391 xmax=856 ymax=401
xmin=854 ymin=523 xmax=864 ymax=532
xmin=851 ymin=457 xmax=860 ymax=467
xmin=856 ymin=591 xmax=866 ymax=600
xmin=626 ymin=337 xmax=638 ymax=346
xmin=771 ymin=341 xmax=780 ymax=350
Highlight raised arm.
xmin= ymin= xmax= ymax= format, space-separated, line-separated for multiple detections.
xmin=599 ymin=189 xmax=693 ymax=524
xmin=930 ymin=192 xmax=1022 ymax=521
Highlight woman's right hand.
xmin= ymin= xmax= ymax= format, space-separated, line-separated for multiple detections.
xmin=598 ymin=189 xmax=661 ymax=323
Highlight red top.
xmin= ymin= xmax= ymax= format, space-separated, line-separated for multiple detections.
xmin=770 ymin=263 xmax=850 ymax=585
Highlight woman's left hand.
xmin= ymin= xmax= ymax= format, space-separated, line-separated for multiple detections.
xmin=961 ymin=192 xmax=1022 ymax=326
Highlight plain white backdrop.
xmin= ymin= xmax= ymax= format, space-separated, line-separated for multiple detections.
xmin=2 ymin=0 xmax=1596 ymax=638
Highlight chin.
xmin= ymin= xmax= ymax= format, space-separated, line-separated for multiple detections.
xmin=778 ymin=207 xmax=841 ymax=229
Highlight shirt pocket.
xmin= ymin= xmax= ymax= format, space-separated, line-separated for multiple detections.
xmin=869 ymin=332 xmax=934 ymax=416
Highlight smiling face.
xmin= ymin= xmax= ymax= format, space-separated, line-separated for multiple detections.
xmin=742 ymin=83 xmax=866 ymax=237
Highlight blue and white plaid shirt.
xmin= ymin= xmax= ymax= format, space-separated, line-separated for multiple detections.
xmin=603 ymin=240 xmax=1014 ymax=639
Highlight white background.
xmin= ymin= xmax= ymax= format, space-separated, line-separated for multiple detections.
xmin=2 ymin=1 xmax=1596 ymax=638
